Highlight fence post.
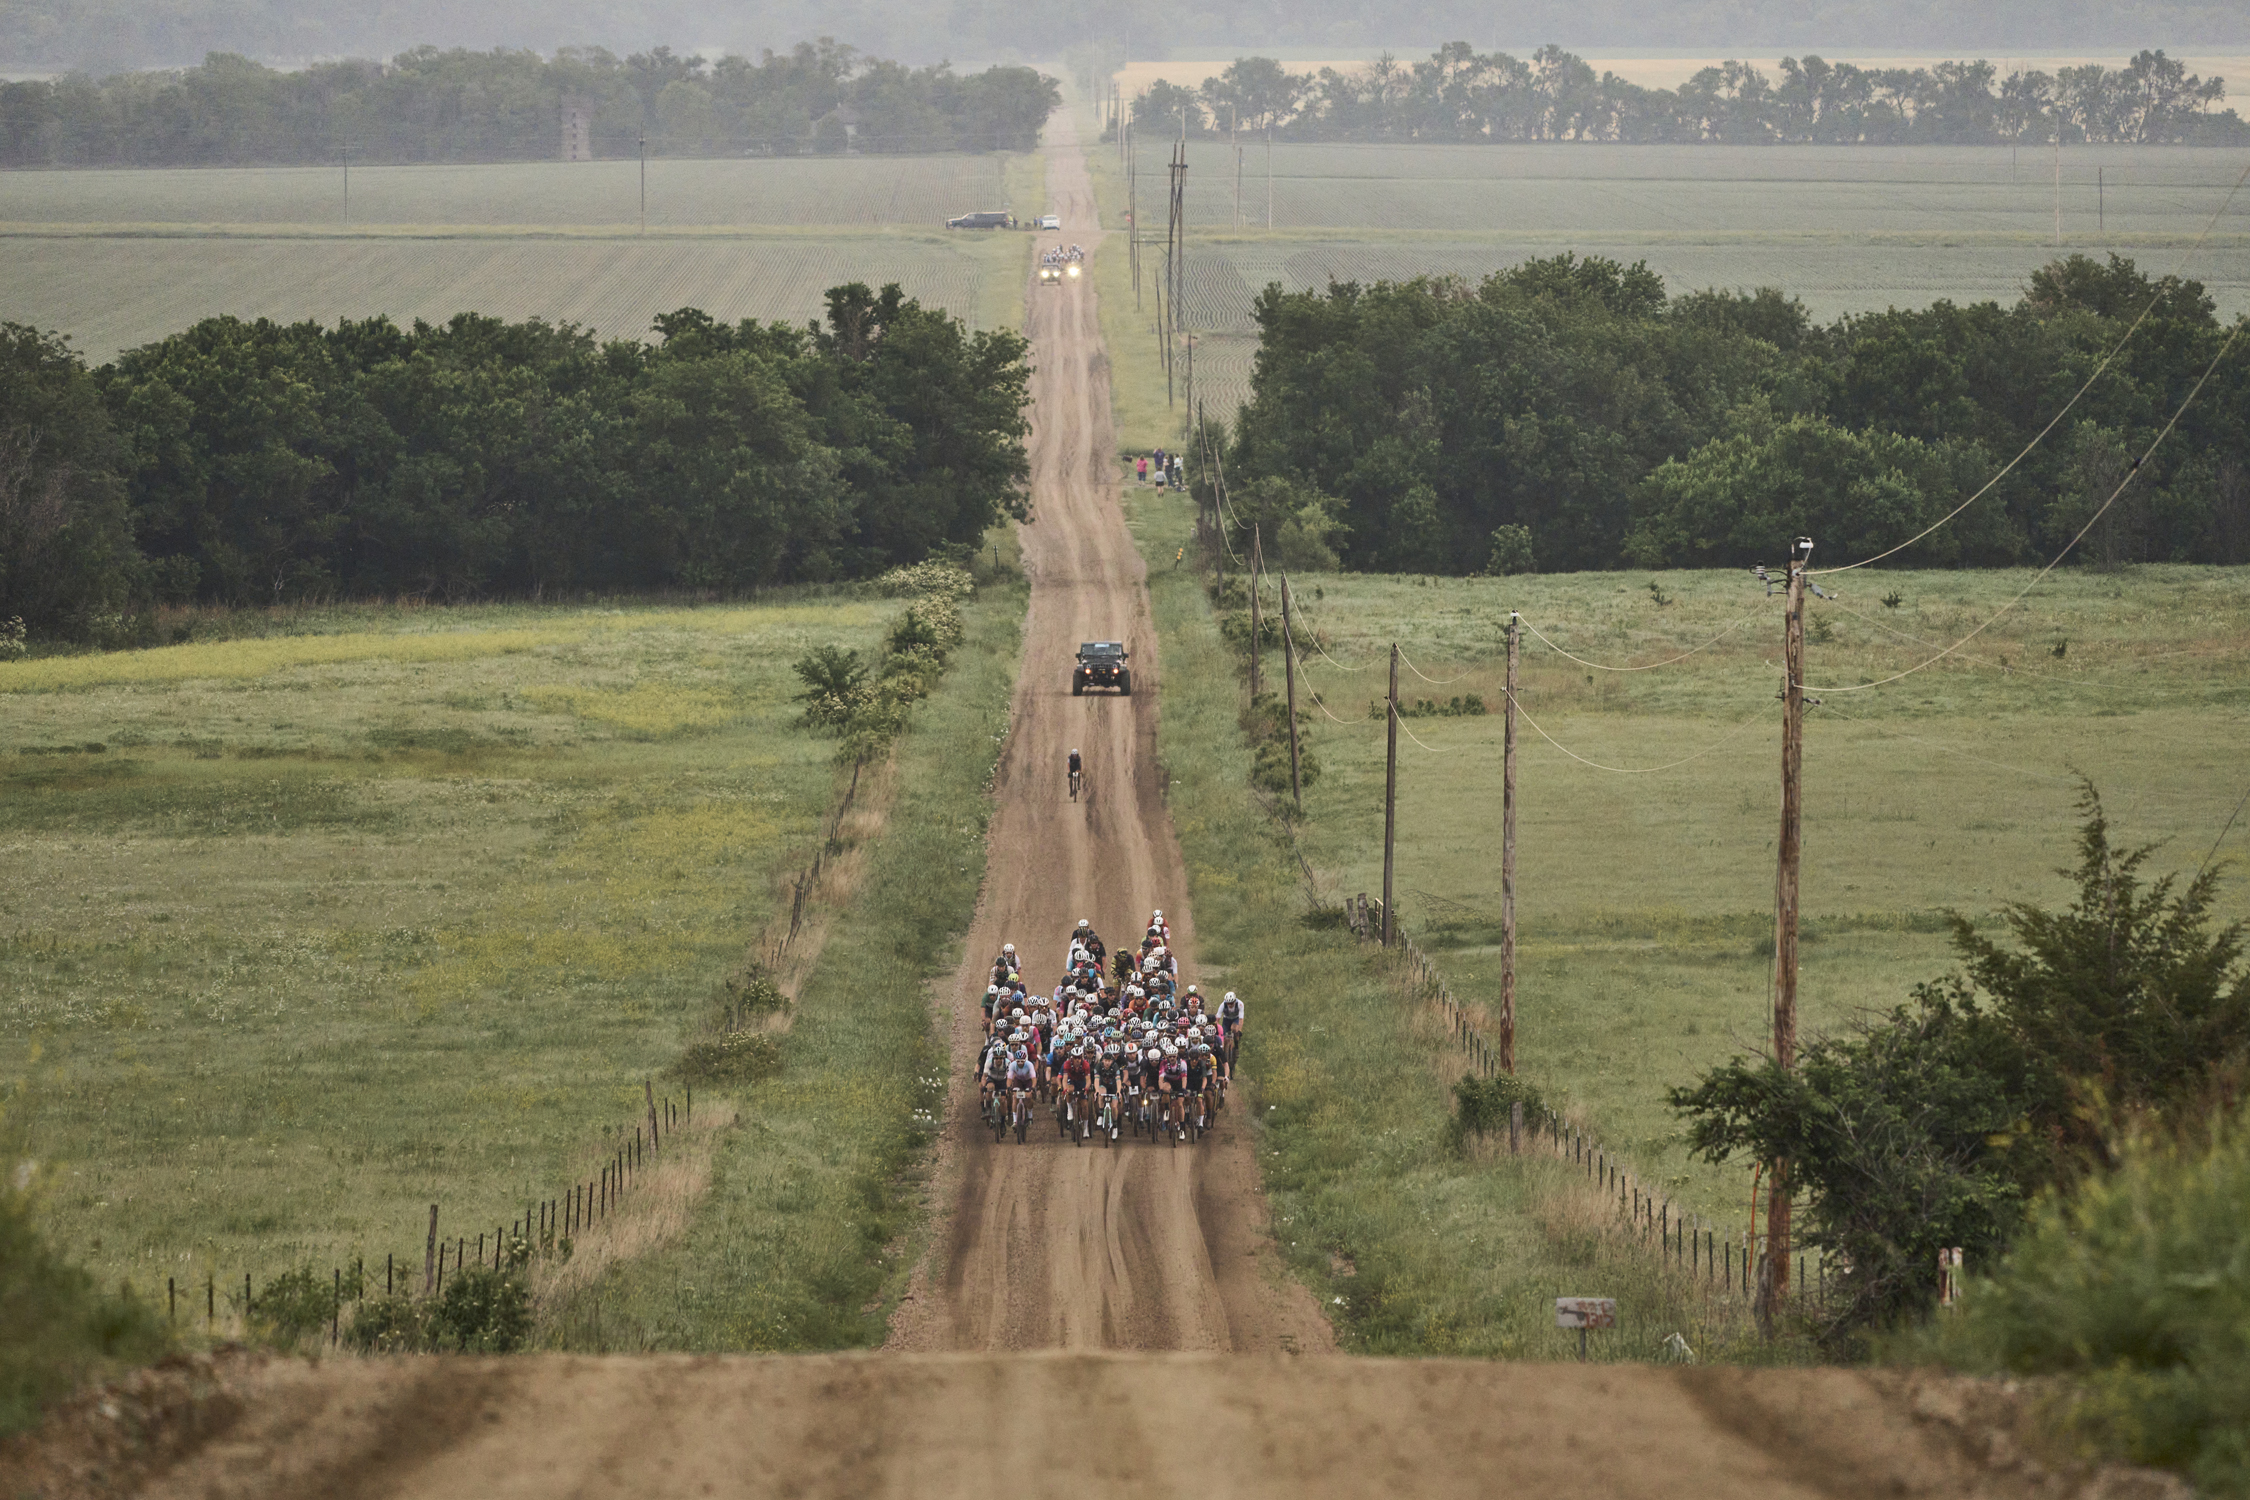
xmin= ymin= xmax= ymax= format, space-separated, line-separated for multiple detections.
xmin=1508 ymin=1101 xmax=1522 ymax=1156
xmin=423 ymin=1203 xmax=439 ymax=1295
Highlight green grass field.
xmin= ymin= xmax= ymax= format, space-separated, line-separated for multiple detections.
xmin=1086 ymin=122 xmax=2250 ymax=424
xmin=1250 ymin=557 xmax=2250 ymax=1219
xmin=0 ymin=597 xmax=894 ymax=1299
xmin=0 ymin=151 xmax=1044 ymax=359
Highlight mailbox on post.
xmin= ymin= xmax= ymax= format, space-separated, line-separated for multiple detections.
xmin=1555 ymin=1296 xmax=1617 ymax=1360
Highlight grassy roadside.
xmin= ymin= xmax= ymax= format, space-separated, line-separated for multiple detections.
xmin=537 ymin=564 xmax=1025 ymax=1350
xmin=1128 ymin=482 xmax=1791 ymax=1362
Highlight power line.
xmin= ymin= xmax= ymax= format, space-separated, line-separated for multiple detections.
xmin=1804 ymin=313 xmax=2248 ymax=694
xmin=2198 ymin=780 xmax=2250 ymax=877
xmin=1809 ymin=698 xmax=2077 ymax=785
xmin=1396 ymin=647 xmax=1474 ymax=686
xmin=1510 ymin=695 xmax=1771 ymax=776
xmin=1396 ymin=716 xmax=1452 ymax=754
xmin=1517 ymin=609 xmax=1769 ymax=673
xmin=1811 ymin=154 xmax=2250 ymax=578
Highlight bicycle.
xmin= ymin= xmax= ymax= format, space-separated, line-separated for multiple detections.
xmin=1096 ymin=1092 xmax=1117 ymax=1146
xmin=1012 ymin=1088 xmax=1033 ymax=1144
xmin=1068 ymin=769 xmax=1082 ymax=802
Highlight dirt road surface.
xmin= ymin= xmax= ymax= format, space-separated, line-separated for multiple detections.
xmin=878 ymin=102 xmax=1332 ymax=1361
xmin=0 ymin=111 xmax=2171 ymax=1500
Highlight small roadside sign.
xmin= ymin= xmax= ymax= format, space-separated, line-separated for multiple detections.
xmin=1556 ymin=1296 xmax=1617 ymax=1359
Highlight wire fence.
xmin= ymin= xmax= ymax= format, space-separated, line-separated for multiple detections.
xmin=171 ymin=1081 xmax=697 ymax=1348
xmin=1351 ymin=893 xmax=1848 ymax=1325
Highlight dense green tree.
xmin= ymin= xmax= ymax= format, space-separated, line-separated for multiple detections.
xmin=0 ymin=42 xmax=1054 ymax=166
xmin=1671 ymin=784 xmax=2250 ymax=1340
xmin=1230 ymin=250 xmax=2248 ymax=574
xmin=0 ymin=324 xmax=140 ymax=637
xmin=41 ymin=282 xmax=1029 ymax=620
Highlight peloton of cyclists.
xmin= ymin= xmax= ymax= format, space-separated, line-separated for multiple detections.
xmin=973 ymin=907 xmax=1234 ymax=1144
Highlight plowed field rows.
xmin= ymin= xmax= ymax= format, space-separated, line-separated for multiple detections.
xmin=1113 ymin=139 xmax=2250 ymax=398
xmin=0 ymin=233 xmax=1015 ymax=360
xmin=0 ymin=154 xmax=1014 ymax=229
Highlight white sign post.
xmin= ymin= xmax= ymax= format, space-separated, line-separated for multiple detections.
xmin=1555 ymin=1297 xmax=1617 ymax=1361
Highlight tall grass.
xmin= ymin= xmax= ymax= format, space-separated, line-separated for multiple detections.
xmin=537 ymin=572 xmax=1026 ymax=1350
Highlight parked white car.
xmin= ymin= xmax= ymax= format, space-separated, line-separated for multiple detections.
xmin=1036 ymin=214 xmax=1061 ymax=230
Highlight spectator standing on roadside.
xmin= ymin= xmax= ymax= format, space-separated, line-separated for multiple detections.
xmin=1137 ymin=455 xmax=1149 ymax=484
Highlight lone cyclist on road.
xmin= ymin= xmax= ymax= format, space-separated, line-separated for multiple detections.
xmin=1068 ymin=747 xmax=1083 ymax=801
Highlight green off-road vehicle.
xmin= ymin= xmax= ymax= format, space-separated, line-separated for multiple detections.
xmin=1072 ymin=642 xmax=1131 ymax=696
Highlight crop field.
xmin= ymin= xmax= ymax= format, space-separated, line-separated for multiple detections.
xmin=0 ymin=154 xmax=1021 ymax=231
xmin=0 ymin=598 xmax=886 ymax=1294
xmin=0 ymin=151 xmax=1043 ymax=360
xmin=1089 ymin=133 xmax=2250 ymax=423
xmin=1253 ymin=559 xmax=2250 ymax=1221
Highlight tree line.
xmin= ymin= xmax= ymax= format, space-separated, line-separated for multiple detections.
xmin=1131 ymin=46 xmax=2250 ymax=146
xmin=0 ymin=40 xmax=1060 ymax=167
xmin=1216 ymin=252 xmax=2250 ymax=578
xmin=0 ymin=284 xmax=1030 ymax=642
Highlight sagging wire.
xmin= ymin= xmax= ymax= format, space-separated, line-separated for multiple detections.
xmin=1396 ymin=646 xmax=1476 ymax=686
xmin=1810 ymin=154 xmax=2250 ymax=578
xmin=1511 ymin=692 xmax=1773 ymax=775
xmin=1809 ymin=698 xmax=2076 ymax=785
xmin=2198 ymin=780 xmax=2250 ymax=878
xmin=1804 ymin=313 xmax=2248 ymax=694
xmin=1396 ymin=716 xmax=1451 ymax=754
xmin=1517 ymin=609 xmax=1768 ymax=673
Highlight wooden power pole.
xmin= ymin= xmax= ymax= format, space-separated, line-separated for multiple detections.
xmin=1382 ymin=643 xmax=1399 ymax=945
xmin=1249 ymin=526 xmax=1264 ymax=698
xmin=1282 ymin=573 xmax=1302 ymax=809
xmin=1764 ymin=535 xmax=1813 ymax=1324
xmin=1500 ymin=612 xmax=1519 ymax=1073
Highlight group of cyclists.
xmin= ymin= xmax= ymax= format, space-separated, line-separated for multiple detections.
xmin=976 ymin=908 xmax=1246 ymax=1146
xmin=1041 ymin=244 xmax=1086 ymax=266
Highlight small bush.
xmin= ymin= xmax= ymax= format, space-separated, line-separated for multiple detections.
xmin=249 ymin=1264 xmax=361 ymax=1343
xmin=676 ymin=1029 xmax=784 ymax=1085
xmin=719 ymin=960 xmax=788 ymax=1026
xmin=1447 ymin=1072 xmax=1548 ymax=1154
xmin=346 ymin=1267 xmax=530 ymax=1354
xmin=0 ymin=616 xmax=25 ymax=661
xmin=870 ymin=561 xmax=975 ymax=601
xmin=432 ymin=1267 xmax=531 ymax=1352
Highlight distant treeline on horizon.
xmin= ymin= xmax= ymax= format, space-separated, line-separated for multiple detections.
xmin=7 ymin=0 xmax=2250 ymax=74
xmin=1123 ymin=45 xmax=2250 ymax=145
xmin=0 ymin=41 xmax=1061 ymax=168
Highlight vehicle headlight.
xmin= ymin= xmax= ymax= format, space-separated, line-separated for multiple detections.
xmin=1067 ymin=264 xmax=1081 ymax=278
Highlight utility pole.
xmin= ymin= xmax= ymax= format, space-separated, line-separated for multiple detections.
xmin=1249 ymin=525 xmax=1264 ymax=698
xmin=1128 ymin=121 xmax=1140 ymax=311
xmin=1184 ymin=335 xmax=1195 ymax=436
xmin=1382 ymin=643 xmax=1399 ymax=945
xmin=1232 ymin=108 xmax=1242 ymax=230
xmin=341 ymin=142 xmax=349 ymax=227
xmin=1282 ymin=573 xmax=1302 ymax=810
xmin=2053 ymin=130 xmax=2061 ymax=247
xmin=1763 ymin=535 xmax=1813 ymax=1327
xmin=1500 ymin=612 xmax=1519 ymax=1074
xmin=2099 ymin=165 xmax=2105 ymax=234
xmin=1157 ymin=250 xmax=1171 ymax=404
xmin=639 ymin=131 xmax=648 ymax=235
xmin=1266 ymin=124 xmax=1274 ymax=230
